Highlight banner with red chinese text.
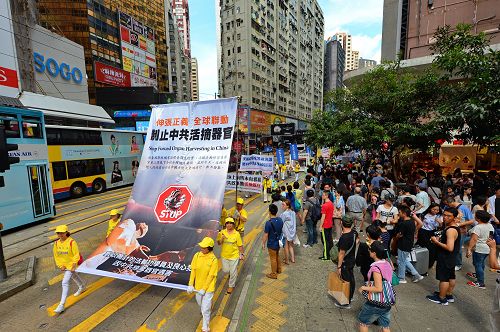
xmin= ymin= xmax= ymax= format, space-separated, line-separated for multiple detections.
xmin=78 ymin=98 xmax=238 ymax=289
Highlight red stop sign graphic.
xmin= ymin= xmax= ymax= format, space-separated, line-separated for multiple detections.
xmin=154 ymin=185 xmax=193 ymax=223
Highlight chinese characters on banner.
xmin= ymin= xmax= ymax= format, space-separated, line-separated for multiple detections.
xmin=77 ymin=98 xmax=238 ymax=289
xmin=239 ymin=154 xmax=274 ymax=172
xmin=276 ymin=148 xmax=285 ymax=165
xmin=290 ymin=144 xmax=299 ymax=161
xmin=225 ymin=173 xmax=263 ymax=193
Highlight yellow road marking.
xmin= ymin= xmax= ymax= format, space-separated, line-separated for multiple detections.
xmin=47 ymin=277 xmax=114 ymax=317
xmin=48 ymin=273 xmax=64 ymax=286
xmin=50 ymin=201 xmax=126 ymax=226
xmin=48 ymin=220 xmax=107 ymax=241
xmin=56 ymin=188 xmax=132 ymax=209
xmin=69 ymin=283 xmax=151 ymax=332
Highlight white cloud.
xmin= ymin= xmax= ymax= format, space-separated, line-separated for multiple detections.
xmin=192 ymin=44 xmax=218 ymax=101
xmin=352 ymin=34 xmax=382 ymax=62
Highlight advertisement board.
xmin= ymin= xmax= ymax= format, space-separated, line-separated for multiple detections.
xmin=237 ymin=107 xmax=249 ymax=133
xmin=119 ymin=11 xmax=157 ymax=88
xmin=249 ymin=109 xmax=270 ymax=135
xmin=78 ymin=98 xmax=237 ymax=289
xmin=0 ymin=0 xmax=20 ymax=98
xmin=271 ymin=123 xmax=295 ymax=136
xmin=94 ymin=61 xmax=131 ymax=87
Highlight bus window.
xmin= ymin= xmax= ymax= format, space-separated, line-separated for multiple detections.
xmin=52 ymin=161 xmax=67 ymax=181
xmin=67 ymin=158 xmax=105 ymax=179
xmin=46 ymin=128 xmax=62 ymax=145
xmin=61 ymin=129 xmax=85 ymax=145
xmin=22 ymin=117 xmax=43 ymax=139
xmin=0 ymin=115 xmax=21 ymax=138
xmin=85 ymin=131 xmax=103 ymax=145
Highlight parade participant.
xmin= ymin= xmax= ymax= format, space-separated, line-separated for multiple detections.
xmin=187 ymin=237 xmax=218 ymax=332
xmin=294 ymin=162 xmax=301 ymax=181
xmin=336 ymin=216 xmax=358 ymax=308
xmin=318 ymin=190 xmax=334 ymax=260
xmin=263 ymin=204 xmax=284 ymax=279
xmin=358 ymin=241 xmax=394 ymax=332
xmin=465 ymin=210 xmax=495 ymax=289
xmin=262 ymin=176 xmax=272 ymax=203
xmin=416 ymin=203 xmax=443 ymax=268
xmin=107 ymin=209 xmax=121 ymax=237
xmin=280 ymin=164 xmax=287 ymax=180
xmin=53 ymin=225 xmax=85 ymax=313
xmin=217 ymin=217 xmax=244 ymax=294
xmin=227 ymin=198 xmax=248 ymax=238
xmin=219 ymin=204 xmax=228 ymax=230
xmin=280 ymin=199 xmax=297 ymax=264
xmin=427 ymin=207 xmax=460 ymax=305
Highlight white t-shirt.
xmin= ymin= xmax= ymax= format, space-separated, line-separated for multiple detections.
xmin=427 ymin=187 xmax=442 ymax=204
xmin=416 ymin=191 xmax=431 ymax=214
xmin=471 ymin=223 xmax=495 ymax=254
xmin=376 ymin=204 xmax=399 ymax=230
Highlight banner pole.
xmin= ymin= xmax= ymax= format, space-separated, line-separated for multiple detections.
xmin=235 ymin=96 xmax=241 ymax=203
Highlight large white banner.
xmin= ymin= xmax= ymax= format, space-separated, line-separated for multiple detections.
xmin=239 ymin=154 xmax=274 ymax=172
xmin=78 ymin=98 xmax=237 ymax=289
xmin=226 ymin=172 xmax=262 ymax=193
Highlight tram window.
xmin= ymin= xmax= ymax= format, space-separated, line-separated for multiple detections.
xmin=0 ymin=116 xmax=21 ymax=138
xmin=22 ymin=118 xmax=43 ymax=139
xmin=84 ymin=131 xmax=103 ymax=145
xmin=52 ymin=162 xmax=67 ymax=181
xmin=46 ymin=128 xmax=62 ymax=145
xmin=61 ymin=129 xmax=84 ymax=145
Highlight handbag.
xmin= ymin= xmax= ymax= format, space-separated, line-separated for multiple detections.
xmin=293 ymin=234 xmax=301 ymax=246
xmin=331 ymin=232 xmax=356 ymax=264
xmin=386 ymin=251 xmax=399 ymax=286
xmin=327 ymin=271 xmax=350 ymax=305
xmin=362 ymin=266 xmax=396 ymax=308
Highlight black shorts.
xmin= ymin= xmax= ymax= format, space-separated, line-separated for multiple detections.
xmin=436 ymin=260 xmax=455 ymax=281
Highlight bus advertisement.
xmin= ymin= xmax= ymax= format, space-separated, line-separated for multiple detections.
xmin=46 ymin=126 xmax=144 ymax=199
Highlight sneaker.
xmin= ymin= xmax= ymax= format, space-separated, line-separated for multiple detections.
xmin=398 ymin=278 xmax=408 ymax=284
xmin=466 ymin=272 xmax=477 ymax=280
xmin=467 ymin=281 xmax=485 ymax=289
xmin=412 ymin=275 xmax=424 ymax=283
xmin=74 ymin=287 xmax=86 ymax=297
xmin=426 ymin=294 xmax=448 ymax=305
xmin=434 ymin=292 xmax=455 ymax=303
xmin=318 ymin=256 xmax=326 ymax=260
xmin=455 ymin=265 xmax=462 ymax=271
xmin=334 ymin=302 xmax=351 ymax=309
xmin=54 ymin=303 xmax=65 ymax=313
xmin=303 ymin=244 xmax=311 ymax=248
xmin=302 ymin=229 xmax=307 ymax=233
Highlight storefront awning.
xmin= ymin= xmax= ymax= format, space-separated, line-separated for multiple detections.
xmin=19 ymin=91 xmax=115 ymax=124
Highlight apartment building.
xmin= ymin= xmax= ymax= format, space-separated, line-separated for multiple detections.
xmin=334 ymin=32 xmax=359 ymax=71
xmin=217 ymin=0 xmax=325 ymax=122
xmin=190 ymin=58 xmax=199 ymax=101
xmin=324 ymin=36 xmax=345 ymax=92
xmin=171 ymin=0 xmax=191 ymax=57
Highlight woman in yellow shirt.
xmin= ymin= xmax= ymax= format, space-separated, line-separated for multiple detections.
xmin=107 ymin=209 xmax=121 ymax=237
xmin=187 ymin=237 xmax=218 ymax=332
xmin=217 ymin=217 xmax=244 ymax=294
xmin=52 ymin=225 xmax=85 ymax=313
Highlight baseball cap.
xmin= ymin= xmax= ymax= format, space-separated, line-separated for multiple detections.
xmin=198 ymin=237 xmax=215 ymax=248
xmin=55 ymin=225 xmax=68 ymax=233
xmin=237 ymin=197 xmax=244 ymax=204
xmin=224 ymin=217 xmax=235 ymax=225
xmin=109 ymin=209 xmax=120 ymax=216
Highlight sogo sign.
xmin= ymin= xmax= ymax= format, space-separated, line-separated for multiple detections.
xmin=154 ymin=185 xmax=193 ymax=223
xmin=34 ymin=52 xmax=83 ymax=83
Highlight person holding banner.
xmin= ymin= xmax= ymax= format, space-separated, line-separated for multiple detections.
xmin=217 ymin=217 xmax=244 ymax=294
xmin=263 ymin=176 xmax=273 ymax=203
xmin=227 ymin=198 xmax=248 ymax=238
xmin=53 ymin=225 xmax=85 ymax=314
xmin=280 ymin=164 xmax=287 ymax=180
xmin=294 ymin=163 xmax=301 ymax=181
xmin=107 ymin=209 xmax=121 ymax=237
xmin=187 ymin=237 xmax=218 ymax=332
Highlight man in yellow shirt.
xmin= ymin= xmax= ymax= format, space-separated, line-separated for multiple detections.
xmin=280 ymin=164 xmax=287 ymax=180
xmin=52 ymin=225 xmax=85 ymax=313
xmin=187 ymin=237 xmax=218 ymax=332
xmin=107 ymin=209 xmax=121 ymax=237
xmin=263 ymin=176 xmax=272 ymax=203
xmin=217 ymin=217 xmax=244 ymax=294
xmin=294 ymin=162 xmax=301 ymax=181
xmin=227 ymin=198 xmax=248 ymax=238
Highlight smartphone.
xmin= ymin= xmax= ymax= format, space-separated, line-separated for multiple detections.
xmin=490 ymin=231 xmax=495 ymax=240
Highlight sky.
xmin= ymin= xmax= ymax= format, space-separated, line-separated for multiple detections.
xmin=189 ymin=0 xmax=383 ymax=101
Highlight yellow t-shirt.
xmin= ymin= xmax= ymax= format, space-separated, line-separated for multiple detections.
xmin=293 ymin=188 xmax=303 ymax=202
xmin=294 ymin=164 xmax=300 ymax=173
xmin=263 ymin=178 xmax=272 ymax=190
xmin=280 ymin=165 xmax=287 ymax=172
xmin=107 ymin=217 xmax=121 ymax=237
xmin=53 ymin=237 xmax=81 ymax=270
xmin=188 ymin=251 xmax=218 ymax=293
xmin=219 ymin=207 xmax=228 ymax=228
xmin=217 ymin=229 xmax=242 ymax=260
xmin=227 ymin=207 xmax=248 ymax=232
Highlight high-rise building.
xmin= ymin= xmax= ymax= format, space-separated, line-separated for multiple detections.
xmin=359 ymin=58 xmax=377 ymax=69
xmin=217 ymin=0 xmax=324 ymax=121
xmin=171 ymin=0 xmax=191 ymax=57
xmin=334 ymin=32 xmax=359 ymax=71
xmin=323 ymin=36 xmax=345 ymax=92
xmin=190 ymin=58 xmax=199 ymax=101
xmin=382 ymin=0 xmax=500 ymax=61
xmin=36 ymin=0 xmax=189 ymax=108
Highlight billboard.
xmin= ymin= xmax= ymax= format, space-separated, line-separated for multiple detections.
xmin=0 ymin=0 xmax=20 ymax=98
xmin=119 ymin=11 xmax=157 ymax=88
xmin=78 ymin=98 xmax=237 ymax=289
xmin=94 ymin=61 xmax=131 ymax=87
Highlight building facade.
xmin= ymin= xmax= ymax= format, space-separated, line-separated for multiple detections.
xmin=190 ymin=57 xmax=199 ymax=101
xmin=171 ymin=0 xmax=191 ymax=57
xmin=382 ymin=0 xmax=500 ymax=61
xmin=217 ymin=0 xmax=324 ymax=122
xmin=323 ymin=36 xmax=345 ymax=92
xmin=358 ymin=57 xmax=377 ymax=69
xmin=37 ymin=0 xmax=190 ymax=106
xmin=334 ymin=32 xmax=359 ymax=71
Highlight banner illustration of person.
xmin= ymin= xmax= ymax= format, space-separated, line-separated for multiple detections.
xmin=78 ymin=98 xmax=238 ymax=289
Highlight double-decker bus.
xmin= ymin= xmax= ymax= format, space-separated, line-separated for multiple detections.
xmin=0 ymin=106 xmax=55 ymax=231
xmin=46 ymin=126 xmax=145 ymax=199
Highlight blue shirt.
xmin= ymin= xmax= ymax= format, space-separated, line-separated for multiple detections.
xmin=458 ymin=204 xmax=473 ymax=222
xmin=264 ymin=217 xmax=283 ymax=250
xmin=371 ymin=176 xmax=384 ymax=188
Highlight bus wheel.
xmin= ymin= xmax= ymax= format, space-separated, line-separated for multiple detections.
xmin=70 ymin=183 xmax=86 ymax=198
xmin=92 ymin=179 xmax=106 ymax=193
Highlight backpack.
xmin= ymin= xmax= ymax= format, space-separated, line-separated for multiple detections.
xmin=308 ymin=197 xmax=321 ymax=222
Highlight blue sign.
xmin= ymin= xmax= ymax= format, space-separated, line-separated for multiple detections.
xmin=290 ymin=144 xmax=299 ymax=161
xmin=135 ymin=121 xmax=150 ymax=132
xmin=276 ymin=148 xmax=285 ymax=165
xmin=114 ymin=110 xmax=152 ymax=118
xmin=306 ymin=146 xmax=311 ymax=155
xmin=33 ymin=52 xmax=83 ymax=83
xmin=262 ymin=146 xmax=273 ymax=153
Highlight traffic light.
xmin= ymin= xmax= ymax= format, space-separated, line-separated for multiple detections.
xmin=0 ymin=125 xmax=20 ymax=172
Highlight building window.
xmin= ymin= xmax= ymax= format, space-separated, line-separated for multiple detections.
xmin=237 ymin=33 xmax=241 ymax=40
xmin=237 ymin=46 xmax=241 ymax=53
